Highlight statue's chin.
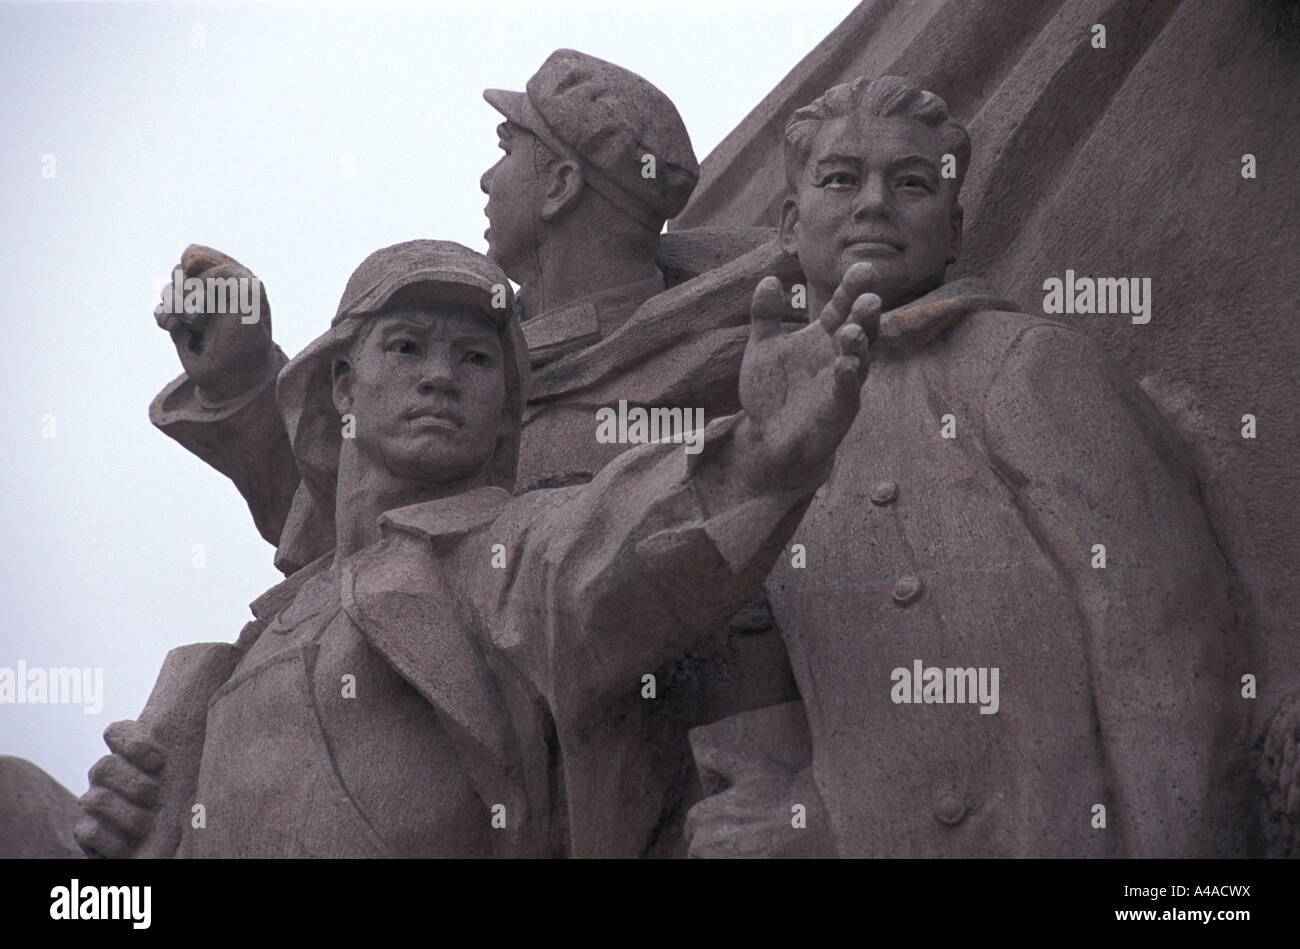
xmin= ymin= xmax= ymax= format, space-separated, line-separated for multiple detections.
xmin=389 ymin=450 xmax=493 ymax=492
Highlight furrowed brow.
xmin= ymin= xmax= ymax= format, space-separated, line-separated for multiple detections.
xmin=887 ymin=154 xmax=940 ymax=176
xmin=814 ymin=154 xmax=861 ymax=170
xmin=379 ymin=319 xmax=428 ymax=337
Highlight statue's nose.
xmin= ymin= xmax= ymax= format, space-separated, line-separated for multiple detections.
xmin=853 ymin=173 xmax=893 ymax=220
xmin=417 ymin=352 xmax=459 ymax=395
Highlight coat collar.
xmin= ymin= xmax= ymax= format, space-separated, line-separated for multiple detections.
xmin=379 ymin=486 xmax=513 ymax=544
xmin=521 ymin=273 xmax=665 ymax=368
xmin=339 ymin=494 xmax=555 ymax=858
xmin=874 ymin=276 xmax=1019 ymax=356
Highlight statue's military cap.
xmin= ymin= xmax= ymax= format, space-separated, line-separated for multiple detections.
xmin=485 ymin=49 xmax=699 ymax=230
xmin=278 ymin=240 xmax=529 ymax=512
xmin=330 ymin=239 xmax=514 ymax=329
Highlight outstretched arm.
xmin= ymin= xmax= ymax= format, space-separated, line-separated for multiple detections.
xmin=149 ymin=246 xmax=301 ymax=550
xmin=511 ymin=263 xmax=879 ymax=714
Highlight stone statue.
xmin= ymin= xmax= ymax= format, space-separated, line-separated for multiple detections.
xmin=74 ymin=238 xmax=875 ymax=857
xmin=682 ymin=76 xmax=1256 ymax=858
xmin=136 ymin=50 xmax=816 ymax=858
xmin=675 ymin=0 xmax=1300 ymax=855
xmin=3 ymin=10 xmax=1290 ymax=864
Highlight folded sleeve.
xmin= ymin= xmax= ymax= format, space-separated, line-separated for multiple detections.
xmin=501 ymin=412 xmax=824 ymax=719
xmin=148 ymin=346 xmax=299 ymax=549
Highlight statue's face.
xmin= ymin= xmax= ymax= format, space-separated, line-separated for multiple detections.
xmin=783 ymin=113 xmax=961 ymax=311
xmin=480 ymin=122 xmax=545 ymax=282
xmin=335 ymin=304 xmax=506 ymax=485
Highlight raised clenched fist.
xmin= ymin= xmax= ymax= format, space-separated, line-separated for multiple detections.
xmin=154 ymin=244 xmax=276 ymax=401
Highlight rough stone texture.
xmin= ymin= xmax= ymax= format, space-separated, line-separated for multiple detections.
xmin=655 ymin=227 xmax=776 ymax=289
xmin=132 ymin=644 xmax=242 ymax=858
xmin=673 ymin=0 xmax=1300 ymax=721
xmin=677 ymin=60 xmax=1266 ymax=856
xmin=762 ymin=291 xmax=1253 ymax=856
xmin=485 ymin=48 xmax=699 ymax=228
xmin=0 ymin=756 xmax=84 ymax=858
xmin=685 ymin=700 xmax=830 ymax=858
xmin=1258 ymin=688 xmax=1300 ymax=857
xmin=150 ymin=245 xmax=297 ymax=549
xmin=121 ymin=53 xmax=814 ymax=858
xmin=15 ymin=10 xmax=1288 ymax=858
xmin=74 ymin=240 xmax=873 ymax=857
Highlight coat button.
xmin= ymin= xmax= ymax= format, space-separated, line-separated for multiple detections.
xmin=869 ymin=479 xmax=898 ymax=505
xmin=892 ymin=575 xmax=923 ymax=605
xmin=934 ymin=792 xmax=966 ymax=826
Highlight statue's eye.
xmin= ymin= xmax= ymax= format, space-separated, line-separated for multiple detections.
xmin=820 ymin=171 xmax=857 ymax=189
xmin=898 ymin=175 xmax=933 ymax=193
xmin=387 ymin=338 xmax=419 ymax=356
xmin=463 ymin=350 xmax=492 ymax=367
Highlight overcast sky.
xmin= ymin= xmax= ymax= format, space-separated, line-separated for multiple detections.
xmin=0 ymin=1 xmax=854 ymax=795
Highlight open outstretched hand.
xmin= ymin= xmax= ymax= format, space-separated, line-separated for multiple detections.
xmin=736 ymin=261 xmax=879 ymax=490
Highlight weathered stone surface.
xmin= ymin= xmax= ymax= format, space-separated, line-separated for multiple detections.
xmin=126 ymin=52 xmax=826 ymax=859
xmin=674 ymin=0 xmax=1300 ymax=723
xmin=1258 ymin=688 xmax=1300 ymax=858
xmin=150 ymin=245 xmax=296 ymax=549
xmin=655 ymin=227 xmax=776 ymax=288
xmin=0 ymin=756 xmax=83 ymax=858
xmin=682 ymin=73 xmax=1258 ymax=857
xmin=76 ymin=239 xmax=872 ymax=857
xmin=131 ymin=644 xmax=242 ymax=858
xmin=31 ymin=8 xmax=1291 ymax=859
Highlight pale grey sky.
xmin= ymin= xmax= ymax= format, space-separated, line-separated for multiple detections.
xmin=0 ymin=0 xmax=855 ymax=794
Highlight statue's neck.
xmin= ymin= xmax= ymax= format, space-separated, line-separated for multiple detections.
xmin=332 ymin=449 xmax=487 ymax=562
xmin=516 ymin=231 xmax=660 ymax=321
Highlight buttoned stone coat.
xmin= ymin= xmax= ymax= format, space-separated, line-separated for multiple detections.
xmin=707 ymin=281 xmax=1256 ymax=857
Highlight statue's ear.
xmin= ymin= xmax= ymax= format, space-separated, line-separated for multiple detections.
xmin=331 ymin=357 xmax=354 ymax=414
xmin=540 ymin=160 xmax=585 ymax=222
xmin=948 ymin=202 xmax=964 ymax=264
xmin=778 ymin=197 xmax=800 ymax=256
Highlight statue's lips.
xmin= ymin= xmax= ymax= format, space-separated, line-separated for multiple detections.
xmin=406 ymin=407 xmax=463 ymax=431
xmin=844 ymin=239 xmax=903 ymax=257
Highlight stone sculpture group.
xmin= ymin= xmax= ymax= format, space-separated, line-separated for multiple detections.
xmin=5 ymin=9 xmax=1298 ymax=859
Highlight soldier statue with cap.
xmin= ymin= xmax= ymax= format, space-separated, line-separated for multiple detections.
xmin=75 ymin=238 xmax=876 ymax=858
xmin=480 ymin=48 xmax=704 ymax=488
xmin=139 ymin=50 xmax=810 ymax=857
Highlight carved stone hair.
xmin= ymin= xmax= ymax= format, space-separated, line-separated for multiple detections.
xmin=783 ymin=75 xmax=970 ymax=197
